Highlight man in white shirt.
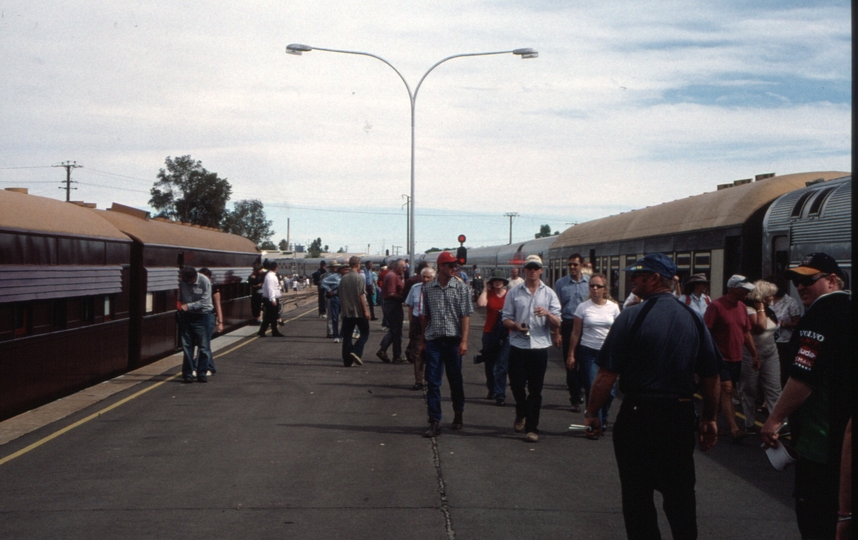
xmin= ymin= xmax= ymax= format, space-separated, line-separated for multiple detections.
xmin=258 ymin=262 xmax=283 ymax=337
xmin=502 ymin=255 xmax=561 ymax=442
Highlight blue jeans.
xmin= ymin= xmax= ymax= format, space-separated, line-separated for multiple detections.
xmin=481 ymin=332 xmax=509 ymax=400
xmin=577 ymin=345 xmax=614 ymax=425
xmin=327 ymin=296 xmax=341 ymax=339
xmin=424 ymin=337 xmax=465 ymax=423
xmin=341 ymin=317 xmax=370 ymax=365
xmin=179 ymin=312 xmax=211 ymax=379
xmin=195 ymin=313 xmax=217 ymax=374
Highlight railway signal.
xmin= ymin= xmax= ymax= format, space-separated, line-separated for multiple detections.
xmin=456 ymin=234 xmax=467 ymax=265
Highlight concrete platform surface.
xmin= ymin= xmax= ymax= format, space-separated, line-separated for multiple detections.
xmin=0 ymin=303 xmax=800 ymax=539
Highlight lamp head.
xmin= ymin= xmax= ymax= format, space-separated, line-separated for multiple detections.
xmin=286 ymin=44 xmax=313 ymax=56
xmin=513 ymin=48 xmax=538 ymax=59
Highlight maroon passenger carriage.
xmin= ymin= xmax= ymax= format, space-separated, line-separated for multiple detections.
xmin=0 ymin=190 xmax=260 ymax=421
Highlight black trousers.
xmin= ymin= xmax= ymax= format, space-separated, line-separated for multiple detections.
xmin=258 ymin=300 xmax=280 ymax=335
xmin=507 ymin=347 xmax=548 ymax=433
xmin=794 ymin=458 xmax=839 ymax=539
xmin=561 ymin=318 xmax=581 ymax=401
xmin=379 ymin=299 xmax=403 ymax=359
xmin=613 ymin=397 xmax=698 ymax=540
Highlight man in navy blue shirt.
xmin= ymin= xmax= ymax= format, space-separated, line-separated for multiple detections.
xmin=585 ymin=253 xmax=721 ymax=540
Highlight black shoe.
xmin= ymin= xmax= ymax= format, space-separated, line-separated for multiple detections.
xmin=411 ymin=383 xmax=424 ymax=391
xmin=197 ymin=376 xmax=208 ymax=383
xmin=257 ymin=332 xmax=266 ymax=337
xmin=424 ymin=422 xmax=441 ymax=438
xmin=495 ymin=398 xmax=506 ymax=407
xmin=271 ymin=331 xmax=284 ymax=337
xmin=486 ymin=390 xmax=495 ymax=400
xmin=451 ymin=412 xmax=463 ymax=431
xmin=376 ymin=350 xmax=391 ymax=363
xmin=183 ymin=377 xmax=195 ymax=383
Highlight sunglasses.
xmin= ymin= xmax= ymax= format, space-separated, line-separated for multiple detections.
xmin=589 ymin=284 xmax=606 ymax=289
xmin=791 ymin=273 xmax=829 ymax=288
xmin=630 ymin=272 xmax=653 ymax=280
xmin=443 ymin=263 xmax=459 ymax=269
xmin=567 ymin=262 xmax=580 ymax=267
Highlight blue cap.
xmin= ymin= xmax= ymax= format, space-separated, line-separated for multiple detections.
xmin=623 ymin=253 xmax=676 ymax=279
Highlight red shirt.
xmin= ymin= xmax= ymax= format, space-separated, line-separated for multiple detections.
xmin=381 ymin=271 xmax=404 ymax=301
xmin=704 ymin=296 xmax=751 ymax=362
xmin=483 ymin=289 xmax=507 ymax=333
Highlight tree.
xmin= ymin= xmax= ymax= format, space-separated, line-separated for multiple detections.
xmin=308 ymin=237 xmax=324 ymax=258
xmin=149 ymin=155 xmax=232 ymax=228
xmin=337 ymin=247 xmax=345 ymax=253
xmin=259 ymin=240 xmax=277 ymax=251
xmin=534 ymin=224 xmax=559 ymax=238
xmin=278 ymin=239 xmax=288 ymax=251
xmin=222 ymin=199 xmax=275 ymax=246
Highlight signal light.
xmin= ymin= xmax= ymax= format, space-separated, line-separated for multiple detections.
xmin=456 ymin=235 xmax=467 ymax=265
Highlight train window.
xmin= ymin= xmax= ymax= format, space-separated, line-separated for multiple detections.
xmin=80 ymin=297 xmax=95 ymax=324
xmin=694 ymin=252 xmax=711 ymax=269
xmin=675 ymin=253 xmax=691 ymax=268
xmin=789 ymin=192 xmax=814 ymax=219
xmin=14 ymin=303 xmax=31 ymax=337
xmin=145 ymin=293 xmax=154 ymax=314
xmin=51 ymin=300 xmax=66 ymax=329
xmin=610 ymin=257 xmax=620 ymax=300
xmin=806 ymin=187 xmax=837 ymax=217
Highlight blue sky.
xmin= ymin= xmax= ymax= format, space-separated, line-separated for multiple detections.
xmin=0 ymin=1 xmax=850 ymax=255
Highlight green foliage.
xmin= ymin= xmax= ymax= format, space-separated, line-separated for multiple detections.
xmin=278 ymin=239 xmax=288 ymax=251
xmin=149 ymin=155 xmax=231 ymax=228
xmin=259 ymin=239 xmax=277 ymax=251
xmin=222 ymin=199 xmax=275 ymax=246
xmin=534 ymin=224 xmax=559 ymax=238
xmin=308 ymin=237 xmax=324 ymax=258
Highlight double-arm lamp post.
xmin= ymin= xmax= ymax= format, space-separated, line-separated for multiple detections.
xmin=286 ymin=43 xmax=537 ymax=266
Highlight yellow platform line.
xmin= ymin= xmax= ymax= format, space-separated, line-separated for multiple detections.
xmin=0 ymin=309 xmax=315 ymax=467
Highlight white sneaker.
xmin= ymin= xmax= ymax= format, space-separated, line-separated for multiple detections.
xmin=334 ymin=338 xmax=341 ymax=343
xmin=192 ymin=370 xmax=197 ymax=378
xmin=205 ymin=371 xmax=212 ymax=377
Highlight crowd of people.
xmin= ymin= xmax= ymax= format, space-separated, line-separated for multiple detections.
xmin=178 ymin=248 xmax=851 ymax=539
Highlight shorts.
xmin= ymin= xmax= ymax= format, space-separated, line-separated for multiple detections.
xmin=720 ymin=361 xmax=741 ymax=385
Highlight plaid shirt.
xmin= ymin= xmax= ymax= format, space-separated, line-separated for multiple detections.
xmin=422 ymin=277 xmax=473 ymax=341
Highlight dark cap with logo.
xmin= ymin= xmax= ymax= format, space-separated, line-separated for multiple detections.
xmin=622 ymin=253 xmax=676 ymax=280
xmin=784 ymin=252 xmax=843 ymax=278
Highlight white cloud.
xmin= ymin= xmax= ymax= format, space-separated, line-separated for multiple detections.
xmin=0 ymin=0 xmax=850 ymax=253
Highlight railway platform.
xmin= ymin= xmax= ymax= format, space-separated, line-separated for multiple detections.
xmin=0 ymin=302 xmax=801 ymax=539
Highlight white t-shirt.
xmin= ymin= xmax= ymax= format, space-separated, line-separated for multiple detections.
xmin=573 ymin=299 xmax=621 ymax=350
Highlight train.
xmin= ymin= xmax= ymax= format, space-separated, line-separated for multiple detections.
xmin=457 ymin=171 xmax=851 ymax=303
xmin=0 ymin=170 xmax=850 ymax=421
xmin=277 ymin=171 xmax=851 ymax=300
xmin=0 ymin=190 xmax=259 ymax=421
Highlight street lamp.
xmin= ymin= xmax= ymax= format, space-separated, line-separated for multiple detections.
xmin=286 ymin=43 xmax=537 ymax=267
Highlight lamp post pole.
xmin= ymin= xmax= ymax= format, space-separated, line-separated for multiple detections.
xmin=286 ymin=44 xmax=537 ymax=267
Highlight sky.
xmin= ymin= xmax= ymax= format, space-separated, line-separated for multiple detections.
xmin=0 ymin=1 xmax=851 ymax=257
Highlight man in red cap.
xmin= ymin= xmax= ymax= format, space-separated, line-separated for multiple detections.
xmin=420 ymin=251 xmax=473 ymax=437
xmin=761 ymin=253 xmax=852 ymax=539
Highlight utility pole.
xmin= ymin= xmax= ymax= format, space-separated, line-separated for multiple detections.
xmin=504 ymin=212 xmax=519 ymax=244
xmin=53 ymin=161 xmax=82 ymax=201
